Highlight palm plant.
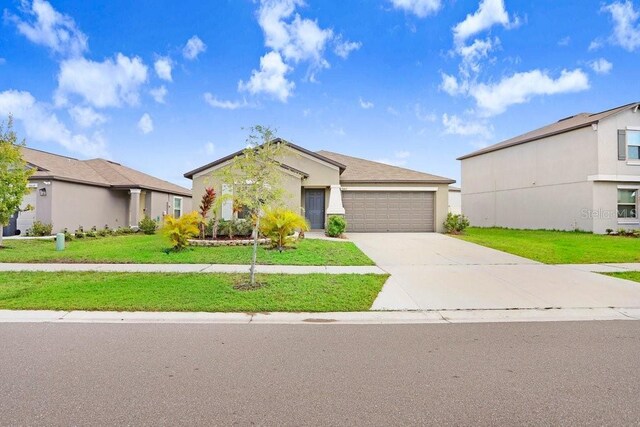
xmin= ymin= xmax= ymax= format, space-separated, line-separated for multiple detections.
xmin=162 ymin=211 xmax=200 ymax=250
xmin=259 ymin=207 xmax=310 ymax=252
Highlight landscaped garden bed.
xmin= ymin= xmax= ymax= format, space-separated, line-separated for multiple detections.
xmin=455 ymin=227 xmax=640 ymax=264
xmin=0 ymin=233 xmax=374 ymax=266
xmin=0 ymin=271 xmax=388 ymax=312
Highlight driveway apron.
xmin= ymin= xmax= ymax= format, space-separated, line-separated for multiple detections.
xmin=348 ymin=233 xmax=640 ymax=311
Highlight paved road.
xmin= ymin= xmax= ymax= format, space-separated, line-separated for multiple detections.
xmin=1 ymin=321 xmax=639 ymax=426
xmin=349 ymin=233 xmax=640 ymax=310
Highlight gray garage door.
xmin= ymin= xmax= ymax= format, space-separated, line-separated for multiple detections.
xmin=342 ymin=191 xmax=434 ymax=232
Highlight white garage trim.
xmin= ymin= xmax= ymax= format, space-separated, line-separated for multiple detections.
xmin=341 ymin=186 xmax=438 ymax=192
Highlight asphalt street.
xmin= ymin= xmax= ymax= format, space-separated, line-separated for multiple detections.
xmin=1 ymin=321 xmax=639 ymax=426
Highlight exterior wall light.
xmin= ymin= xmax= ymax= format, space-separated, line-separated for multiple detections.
xmin=39 ymin=187 xmax=47 ymax=197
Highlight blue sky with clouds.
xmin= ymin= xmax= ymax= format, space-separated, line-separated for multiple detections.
xmin=1 ymin=0 xmax=639 ymax=187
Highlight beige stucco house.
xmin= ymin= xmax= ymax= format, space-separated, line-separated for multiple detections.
xmin=3 ymin=147 xmax=192 ymax=236
xmin=185 ymin=141 xmax=454 ymax=232
xmin=459 ymin=102 xmax=640 ymax=234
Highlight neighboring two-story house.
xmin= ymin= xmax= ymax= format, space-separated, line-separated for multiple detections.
xmin=458 ymin=102 xmax=640 ymax=234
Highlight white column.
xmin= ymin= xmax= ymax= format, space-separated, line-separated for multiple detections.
xmin=221 ymin=184 xmax=233 ymax=220
xmin=326 ymin=185 xmax=345 ymax=215
xmin=129 ymin=189 xmax=141 ymax=228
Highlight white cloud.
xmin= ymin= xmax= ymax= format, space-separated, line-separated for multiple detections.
xmin=205 ymin=142 xmax=215 ymax=155
xmin=68 ymin=106 xmax=107 ymax=128
xmin=453 ymin=0 xmax=517 ymax=44
xmin=359 ymin=97 xmax=374 ymax=109
xmin=386 ymin=106 xmax=400 ymax=116
xmin=602 ymin=0 xmax=640 ymax=51
xmin=442 ymin=113 xmax=492 ymax=139
xmin=257 ymin=0 xmax=335 ymax=79
xmin=203 ymin=93 xmax=250 ymax=110
xmin=456 ymin=37 xmax=498 ymax=76
xmin=590 ymin=58 xmax=613 ymax=75
xmin=334 ymin=37 xmax=361 ymax=59
xmin=137 ymin=113 xmax=153 ymax=134
xmin=182 ymin=35 xmax=207 ymax=60
xmin=375 ymin=150 xmax=412 ymax=166
xmin=8 ymin=0 xmax=88 ymax=57
xmin=55 ymin=53 xmax=148 ymax=108
xmin=469 ymin=69 xmax=590 ymax=116
xmin=589 ymin=39 xmax=604 ymax=51
xmin=389 ymin=0 xmax=442 ymax=17
xmin=149 ymin=85 xmax=167 ymax=103
xmin=440 ymin=73 xmax=465 ymax=95
xmin=154 ymin=57 xmax=173 ymax=81
xmin=557 ymin=36 xmax=571 ymax=46
xmin=238 ymin=51 xmax=295 ymax=102
xmin=0 ymin=89 xmax=107 ymax=157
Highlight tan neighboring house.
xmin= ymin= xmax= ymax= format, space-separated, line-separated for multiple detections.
xmin=184 ymin=140 xmax=454 ymax=233
xmin=458 ymin=102 xmax=640 ymax=234
xmin=3 ymin=147 xmax=192 ymax=236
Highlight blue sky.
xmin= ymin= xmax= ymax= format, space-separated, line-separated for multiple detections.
xmin=1 ymin=0 xmax=639 ymax=187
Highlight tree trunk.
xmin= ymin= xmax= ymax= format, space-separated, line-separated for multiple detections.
xmin=0 ymin=225 xmax=3 ymax=247
xmin=249 ymin=215 xmax=260 ymax=287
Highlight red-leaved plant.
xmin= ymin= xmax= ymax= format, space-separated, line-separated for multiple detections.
xmin=199 ymin=187 xmax=216 ymax=239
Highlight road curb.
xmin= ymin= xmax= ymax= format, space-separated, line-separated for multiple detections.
xmin=0 ymin=308 xmax=638 ymax=325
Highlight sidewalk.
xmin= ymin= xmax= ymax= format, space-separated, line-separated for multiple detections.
xmin=0 ymin=307 xmax=638 ymax=324
xmin=0 ymin=263 xmax=386 ymax=274
xmin=556 ymin=263 xmax=640 ymax=273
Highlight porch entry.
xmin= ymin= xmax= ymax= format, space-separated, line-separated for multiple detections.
xmin=305 ymin=189 xmax=325 ymax=229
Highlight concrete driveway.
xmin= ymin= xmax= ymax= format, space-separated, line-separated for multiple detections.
xmin=349 ymin=233 xmax=640 ymax=311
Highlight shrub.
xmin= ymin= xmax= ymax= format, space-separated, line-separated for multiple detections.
xmin=26 ymin=221 xmax=53 ymax=237
xmin=204 ymin=218 xmax=216 ymax=238
xmin=259 ymin=208 xmax=310 ymax=250
xmin=605 ymin=228 xmax=613 ymax=235
xmin=234 ymin=219 xmax=253 ymax=237
xmin=138 ymin=215 xmax=158 ymax=235
xmin=444 ymin=213 xmax=470 ymax=234
xmin=326 ymin=215 xmax=346 ymax=237
xmin=97 ymin=227 xmax=109 ymax=237
xmin=62 ymin=228 xmax=73 ymax=241
xmin=85 ymin=229 xmax=97 ymax=238
xmin=216 ymin=219 xmax=253 ymax=239
xmin=74 ymin=227 xmax=85 ymax=239
xmin=162 ymin=211 xmax=200 ymax=250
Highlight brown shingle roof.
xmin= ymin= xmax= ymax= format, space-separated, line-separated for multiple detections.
xmin=458 ymin=102 xmax=640 ymax=160
xmin=317 ymin=150 xmax=455 ymax=184
xmin=22 ymin=147 xmax=191 ymax=197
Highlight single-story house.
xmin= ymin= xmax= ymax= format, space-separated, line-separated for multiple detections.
xmin=3 ymin=147 xmax=192 ymax=236
xmin=458 ymin=102 xmax=640 ymax=234
xmin=184 ymin=141 xmax=455 ymax=232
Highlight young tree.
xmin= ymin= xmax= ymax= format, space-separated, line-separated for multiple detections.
xmin=198 ymin=187 xmax=216 ymax=239
xmin=0 ymin=116 xmax=33 ymax=247
xmin=217 ymin=125 xmax=286 ymax=288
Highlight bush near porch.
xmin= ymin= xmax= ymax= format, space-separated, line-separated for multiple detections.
xmin=455 ymin=227 xmax=640 ymax=264
xmin=0 ymin=233 xmax=374 ymax=266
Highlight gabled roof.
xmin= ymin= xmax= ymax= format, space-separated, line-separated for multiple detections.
xmin=183 ymin=138 xmax=346 ymax=179
xmin=22 ymin=147 xmax=192 ymax=197
xmin=317 ymin=150 xmax=455 ymax=184
xmin=458 ymin=101 xmax=640 ymax=160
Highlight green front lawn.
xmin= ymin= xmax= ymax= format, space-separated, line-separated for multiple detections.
xmin=0 ymin=234 xmax=374 ymax=266
xmin=455 ymin=227 xmax=640 ymax=264
xmin=0 ymin=272 xmax=388 ymax=312
xmin=604 ymin=271 xmax=640 ymax=283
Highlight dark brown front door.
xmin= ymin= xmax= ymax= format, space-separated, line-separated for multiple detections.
xmin=305 ymin=189 xmax=325 ymax=229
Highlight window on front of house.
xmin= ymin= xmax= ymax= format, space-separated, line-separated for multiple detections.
xmin=173 ymin=197 xmax=183 ymax=218
xmin=628 ymin=130 xmax=640 ymax=160
xmin=617 ymin=189 xmax=637 ymax=219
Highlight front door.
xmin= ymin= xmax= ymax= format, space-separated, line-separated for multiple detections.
xmin=305 ymin=189 xmax=325 ymax=229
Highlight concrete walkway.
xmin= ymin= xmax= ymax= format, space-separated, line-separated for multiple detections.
xmin=0 ymin=263 xmax=384 ymax=274
xmin=1 ymin=307 xmax=638 ymax=324
xmin=348 ymin=233 xmax=640 ymax=311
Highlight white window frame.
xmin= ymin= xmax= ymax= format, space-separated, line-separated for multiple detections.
xmin=173 ymin=196 xmax=183 ymax=218
xmin=626 ymin=127 xmax=640 ymax=164
xmin=617 ymin=186 xmax=639 ymax=224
